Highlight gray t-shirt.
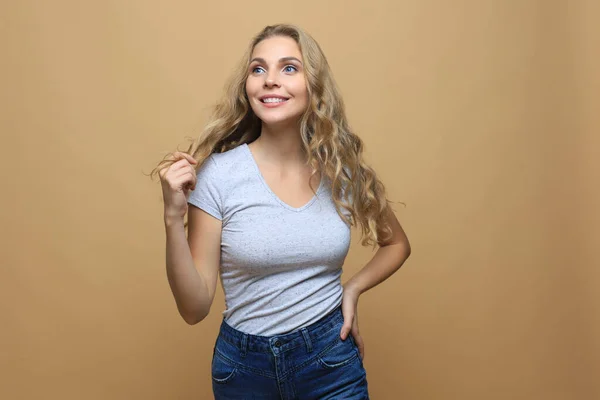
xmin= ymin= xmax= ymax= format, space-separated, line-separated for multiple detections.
xmin=187 ymin=143 xmax=351 ymax=336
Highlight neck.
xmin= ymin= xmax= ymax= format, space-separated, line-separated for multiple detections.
xmin=252 ymin=122 xmax=307 ymax=166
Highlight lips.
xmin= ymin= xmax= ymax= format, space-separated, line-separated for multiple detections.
xmin=259 ymin=95 xmax=290 ymax=103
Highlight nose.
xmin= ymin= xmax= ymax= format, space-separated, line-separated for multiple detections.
xmin=264 ymin=72 xmax=280 ymax=88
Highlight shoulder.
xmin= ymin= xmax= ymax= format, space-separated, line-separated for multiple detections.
xmin=196 ymin=144 xmax=251 ymax=190
xmin=210 ymin=144 xmax=248 ymax=171
xmin=197 ymin=144 xmax=246 ymax=176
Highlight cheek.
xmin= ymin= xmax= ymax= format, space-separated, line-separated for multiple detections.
xmin=245 ymin=79 xmax=255 ymax=97
xmin=291 ymin=81 xmax=309 ymax=102
xmin=245 ymin=79 xmax=262 ymax=109
xmin=298 ymin=87 xmax=309 ymax=109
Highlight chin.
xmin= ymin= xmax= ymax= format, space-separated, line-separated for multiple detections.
xmin=260 ymin=118 xmax=298 ymax=129
xmin=255 ymin=112 xmax=303 ymax=127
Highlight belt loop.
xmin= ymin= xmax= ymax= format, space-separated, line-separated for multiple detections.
xmin=240 ymin=333 xmax=248 ymax=358
xmin=300 ymin=328 xmax=313 ymax=353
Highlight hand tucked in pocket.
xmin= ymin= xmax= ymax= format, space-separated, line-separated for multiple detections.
xmin=340 ymin=284 xmax=365 ymax=361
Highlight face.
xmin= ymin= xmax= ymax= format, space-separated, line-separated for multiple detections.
xmin=245 ymin=36 xmax=309 ymax=128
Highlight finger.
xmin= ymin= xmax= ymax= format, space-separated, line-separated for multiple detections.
xmin=179 ymin=169 xmax=197 ymax=191
xmin=340 ymin=297 xmax=357 ymax=340
xmin=189 ymin=168 xmax=197 ymax=191
xmin=168 ymin=158 xmax=193 ymax=173
xmin=160 ymin=160 xmax=189 ymax=182
xmin=352 ymin=329 xmax=365 ymax=361
xmin=158 ymin=162 xmax=174 ymax=179
xmin=356 ymin=335 xmax=365 ymax=361
xmin=173 ymin=167 xmax=195 ymax=180
xmin=188 ymin=164 xmax=198 ymax=183
xmin=341 ymin=321 xmax=352 ymax=341
xmin=170 ymin=172 xmax=195 ymax=191
xmin=172 ymin=151 xmax=198 ymax=165
xmin=340 ymin=313 xmax=354 ymax=340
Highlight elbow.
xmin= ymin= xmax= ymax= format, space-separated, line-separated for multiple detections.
xmin=380 ymin=237 xmax=411 ymax=261
xmin=396 ymin=238 xmax=411 ymax=265
xmin=404 ymin=239 xmax=411 ymax=258
xmin=181 ymin=308 xmax=209 ymax=325
xmin=183 ymin=315 xmax=200 ymax=325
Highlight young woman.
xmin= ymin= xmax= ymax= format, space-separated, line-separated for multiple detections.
xmin=152 ymin=24 xmax=411 ymax=399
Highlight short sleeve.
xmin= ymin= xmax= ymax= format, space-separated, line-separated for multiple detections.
xmin=187 ymin=155 xmax=223 ymax=220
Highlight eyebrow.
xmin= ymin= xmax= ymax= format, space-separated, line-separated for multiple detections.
xmin=249 ymin=56 xmax=303 ymax=65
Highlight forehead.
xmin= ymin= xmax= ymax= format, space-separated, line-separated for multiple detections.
xmin=251 ymin=36 xmax=302 ymax=60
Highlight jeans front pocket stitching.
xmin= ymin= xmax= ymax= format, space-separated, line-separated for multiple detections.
xmin=316 ymin=337 xmax=360 ymax=369
xmin=213 ymin=348 xmax=276 ymax=379
xmin=317 ymin=352 xmax=359 ymax=369
xmin=212 ymin=351 xmax=237 ymax=384
xmin=212 ymin=367 xmax=237 ymax=384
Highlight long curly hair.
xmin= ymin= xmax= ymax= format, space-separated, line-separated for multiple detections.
xmin=150 ymin=24 xmax=396 ymax=247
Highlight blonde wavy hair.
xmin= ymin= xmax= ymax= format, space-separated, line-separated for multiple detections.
xmin=150 ymin=24 xmax=396 ymax=247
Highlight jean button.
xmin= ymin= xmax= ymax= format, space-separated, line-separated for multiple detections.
xmin=274 ymin=340 xmax=282 ymax=347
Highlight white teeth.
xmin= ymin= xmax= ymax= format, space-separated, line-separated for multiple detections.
xmin=262 ymin=98 xmax=286 ymax=103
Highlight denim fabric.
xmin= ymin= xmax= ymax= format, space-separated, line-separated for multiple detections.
xmin=211 ymin=305 xmax=369 ymax=399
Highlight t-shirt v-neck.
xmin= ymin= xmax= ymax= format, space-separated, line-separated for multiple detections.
xmin=242 ymin=143 xmax=324 ymax=212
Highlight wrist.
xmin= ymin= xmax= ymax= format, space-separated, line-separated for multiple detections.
xmin=343 ymin=280 xmax=363 ymax=297
xmin=164 ymin=214 xmax=185 ymax=228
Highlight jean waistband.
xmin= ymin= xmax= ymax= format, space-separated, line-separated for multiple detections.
xmin=218 ymin=305 xmax=344 ymax=354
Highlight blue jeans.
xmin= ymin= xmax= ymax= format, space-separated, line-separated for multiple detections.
xmin=211 ymin=305 xmax=370 ymax=399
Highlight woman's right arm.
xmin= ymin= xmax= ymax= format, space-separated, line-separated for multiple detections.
xmin=160 ymin=152 xmax=222 ymax=325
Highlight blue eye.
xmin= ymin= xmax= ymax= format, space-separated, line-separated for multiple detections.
xmin=252 ymin=66 xmax=265 ymax=74
xmin=284 ymin=65 xmax=297 ymax=73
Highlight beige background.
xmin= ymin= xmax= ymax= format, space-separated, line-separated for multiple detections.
xmin=2 ymin=0 xmax=598 ymax=399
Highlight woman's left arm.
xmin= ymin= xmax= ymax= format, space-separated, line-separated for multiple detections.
xmin=340 ymin=206 xmax=412 ymax=359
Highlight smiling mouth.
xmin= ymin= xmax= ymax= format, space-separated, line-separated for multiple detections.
xmin=260 ymin=97 xmax=289 ymax=103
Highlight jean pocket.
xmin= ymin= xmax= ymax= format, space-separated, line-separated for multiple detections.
xmin=317 ymin=335 xmax=360 ymax=369
xmin=212 ymin=351 xmax=237 ymax=384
